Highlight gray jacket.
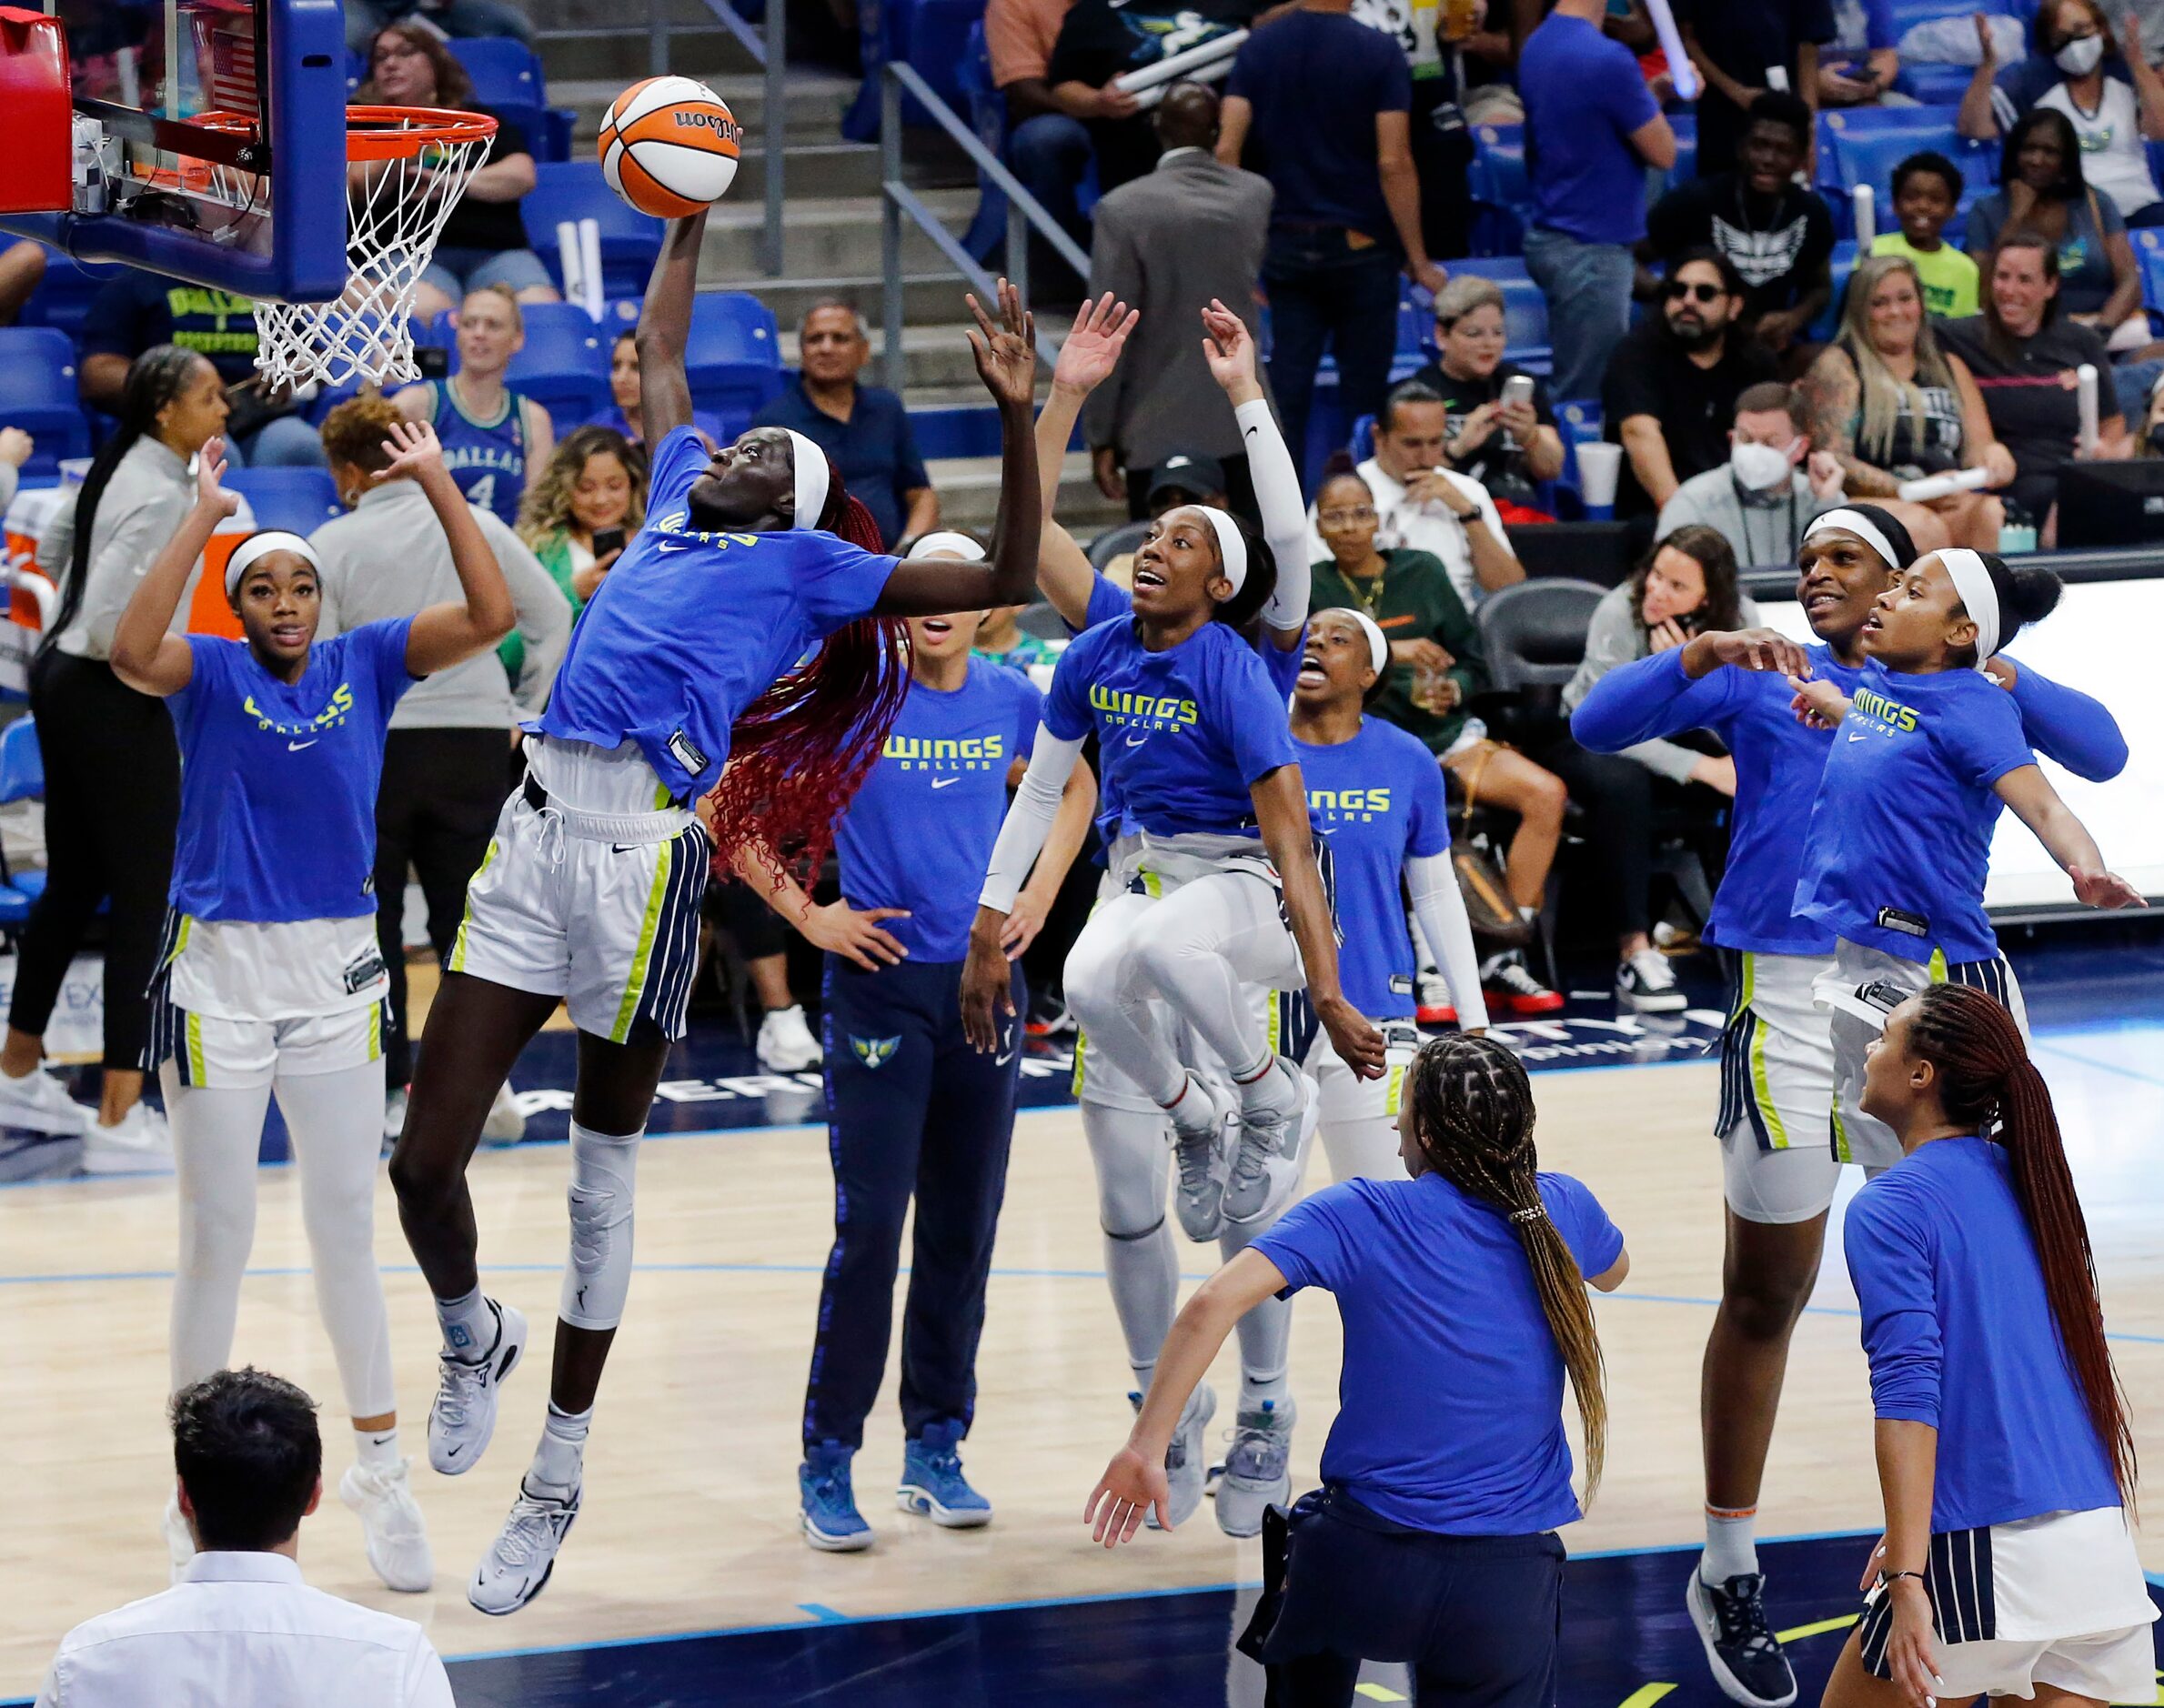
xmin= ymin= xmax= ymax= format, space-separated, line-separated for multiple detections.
xmin=312 ymin=481 xmax=570 ymax=730
xmin=38 ymin=437 xmax=200 ymax=662
xmin=1656 ymin=467 xmax=1838 ymax=571
xmin=1562 ymin=581 xmax=1762 ymax=784
xmin=1081 ymin=148 xmax=1274 ymax=471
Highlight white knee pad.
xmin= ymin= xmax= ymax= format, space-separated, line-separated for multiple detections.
xmin=561 ymin=1122 xmax=640 ymax=1331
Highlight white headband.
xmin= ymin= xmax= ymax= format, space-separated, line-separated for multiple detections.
xmin=785 ymin=429 xmax=830 ymax=532
xmin=1938 ymin=548 xmax=1999 ymax=670
xmin=1343 ymin=608 xmax=1390 ymax=675
xmin=1198 ymin=506 xmax=1247 ymax=595
xmin=905 ymin=530 xmax=985 ymax=562
xmin=224 ymin=530 xmax=319 ymax=596
xmin=1804 ymin=507 xmax=1902 ymax=572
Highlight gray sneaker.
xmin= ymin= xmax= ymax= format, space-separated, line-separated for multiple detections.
xmin=1222 ymin=1060 xmax=1318 ymax=1227
xmin=1215 ymin=1398 xmax=1296 ymax=1538
xmin=1165 ymin=1071 xmax=1228 ymax=1241
xmin=1137 ymin=1381 xmax=1215 ymax=1531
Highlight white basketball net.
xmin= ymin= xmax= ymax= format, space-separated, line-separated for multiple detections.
xmin=251 ymin=110 xmax=498 ymax=390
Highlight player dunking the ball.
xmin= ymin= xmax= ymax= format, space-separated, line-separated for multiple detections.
xmin=388 ymin=207 xmax=1050 ymax=1614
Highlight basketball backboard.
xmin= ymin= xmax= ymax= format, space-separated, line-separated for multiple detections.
xmin=0 ymin=0 xmax=349 ymax=303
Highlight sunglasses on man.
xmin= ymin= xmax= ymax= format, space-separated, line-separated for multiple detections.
xmin=1665 ymin=280 xmax=1726 ymax=304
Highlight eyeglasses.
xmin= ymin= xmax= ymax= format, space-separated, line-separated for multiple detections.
xmin=1317 ymin=507 xmax=1377 ymax=526
xmin=1665 ymin=280 xmax=1726 ymax=304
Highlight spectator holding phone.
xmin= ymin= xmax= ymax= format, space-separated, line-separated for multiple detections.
xmin=511 ymin=425 xmax=648 ymax=673
xmin=1406 ymin=276 xmax=1567 ymax=511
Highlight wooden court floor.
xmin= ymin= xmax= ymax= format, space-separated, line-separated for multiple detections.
xmin=3 ymin=1044 xmax=2160 ymax=1696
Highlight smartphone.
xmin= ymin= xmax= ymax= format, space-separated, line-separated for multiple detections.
xmin=1500 ymin=374 xmax=1535 ymax=411
xmin=591 ymin=527 xmax=627 ymax=559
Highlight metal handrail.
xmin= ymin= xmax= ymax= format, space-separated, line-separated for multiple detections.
xmin=879 ymin=59 xmax=1090 ymax=387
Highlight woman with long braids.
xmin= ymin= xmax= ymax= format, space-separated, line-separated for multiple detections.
xmin=388 ymin=212 xmax=1052 ymax=1616
xmin=0 ymin=345 xmax=227 ymax=1168
xmin=1086 ymin=1036 xmax=1626 ymax=1706
xmin=1829 ymin=983 xmax=2153 ymax=1708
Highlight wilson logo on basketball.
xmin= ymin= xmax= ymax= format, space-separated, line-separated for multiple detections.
xmin=673 ymin=110 xmax=742 ymax=143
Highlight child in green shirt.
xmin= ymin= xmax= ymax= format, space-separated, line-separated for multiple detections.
xmin=1871 ymin=151 xmax=1980 ymax=318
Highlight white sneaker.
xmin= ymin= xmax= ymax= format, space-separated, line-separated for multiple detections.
xmin=480 ymin=1082 xmax=526 ymax=1147
xmin=469 ymin=1478 xmax=580 ymax=1615
xmin=1140 ymin=1381 xmax=1215 ymax=1531
xmin=428 ymin=1300 xmax=528 ymax=1475
xmin=162 ymin=1491 xmax=195 ymax=1583
xmin=81 ymin=1102 xmax=175 ymax=1175
xmin=0 ymin=1065 xmax=89 ymax=1136
xmin=1617 ymin=948 xmax=1688 ymax=1014
xmin=1216 ymin=1397 xmax=1296 ymax=1539
xmin=383 ymin=1087 xmax=408 ymax=1147
xmin=1165 ymin=1071 xmax=1228 ymax=1241
xmin=757 ymin=1004 xmax=823 ymax=1071
xmin=1221 ymin=1060 xmax=1320 ymax=1227
xmin=339 ymin=1459 xmax=433 ymax=1592
xmin=1414 ymin=972 xmax=1457 ymax=1026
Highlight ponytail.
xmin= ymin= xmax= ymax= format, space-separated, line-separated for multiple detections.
xmin=1404 ymin=1035 xmax=1608 ymax=1500
xmin=40 ymin=346 xmax=206 ymax=659
xmin=1907 ymin=984 xmax=2135 ymax=1503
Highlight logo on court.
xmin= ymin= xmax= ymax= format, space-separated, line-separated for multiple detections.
xmin=851 ymin=1035 xmax=901 ymax=1070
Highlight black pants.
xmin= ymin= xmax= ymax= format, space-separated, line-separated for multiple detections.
xmin=12 ymin=651 xmax=178 ymax=1070
xmin=802 ymin=952 xmax=1024 ymax=1452
xmin=1243 ymin=1489 xmax=1564 ymax=1708
xmin=1530 ymin=736 xmax=1657 ymax=942
xmin=374 ymin=727 xmax=510 ymax=1088
xmin=1263 ymin=226 xmax=1405 ymax=484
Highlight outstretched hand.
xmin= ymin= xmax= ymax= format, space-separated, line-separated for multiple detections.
xmin=1085 ymin=1445 xmax=1170 ymax=1545
xmin=1200 ymin=299 xmax=1261 ymax=397
xmin=2071 ymin=868 xmax=2149 ymax=910
xmin=375 ymin=417 xmax=448 ymax=484
xmin=1053 ymin=292 xmax=1140 ymax=396
xmin=1687 ymin=627 xmax=1814 ymax=678
xmin=192 ymin=437 xmax=242 ymax=520
xmin=967 ymin=278 xmax=1039 ymax=409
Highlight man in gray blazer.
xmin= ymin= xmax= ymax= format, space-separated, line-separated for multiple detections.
xmin=1082 ymin=82 xmax=1274 ymax=521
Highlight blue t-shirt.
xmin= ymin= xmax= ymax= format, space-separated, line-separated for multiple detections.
xmin=166 ymin=618 xmax=418 ymax=923
xmin=1044 ymin=616 xmax=1298 ymax=839
xmin=426 ymin=379 xmax=531 ymax=529
xmin=1845 ymin=1136 xmax=2122 ymax=1533
xmin=750 ymin=380 xmax=931 ymax=552
xmin=1574 ymin=647 xmax=2130 ymax=957
xmin=1519 ymin=14 xmax=1660 ymax=246
xmin=1794 ymin=663 xmax=2035 ymax=964
xmin=836 ymin=658 xmax=1041 ymax=961
xmin=1254 ymin=1169 xmax=1625 ymax=1535
xmin=1224 ymin=10 xmax=1411 ymax=242
xmin=1295 ymin=718 xmax=1450 ymax=1018
xmin=531 ymin=426 xmax=899 ymax=801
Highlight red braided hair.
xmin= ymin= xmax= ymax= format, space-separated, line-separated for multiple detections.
xmin=1906 ymin=983 xmax=2137 ymax=1503
xmin=705 ymin=452 xmax=913 ymax=885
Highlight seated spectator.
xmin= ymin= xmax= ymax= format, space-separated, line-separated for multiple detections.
xmin=1221 ymin=0 xmax=1449 ymax=468
xmin=1555 ymin=524 xmax=1753 ymax=1013
xmin=1407 ymin=276 xmax=1567 ymax=512
xmin=589 ymin=330 xmax=726 ymax=449
xmin=1676 ymin=0 xmax=1833 ymax=184
xmin=1816 ymin=0 xmax=1903 ymax=107
xmin=972 ymin=604 xmax=1056 ymax=675
xmin=1304 ymin=379 xmax=1527 ymax=608
xmin=1873 ymin=151 xmax=1981 ymax=318
xmin=34 ymin=1368 xmax=454 ymax=1707
xmin=391 ymin=284 xmax=554 ymax=529
xmin=1656 ymin=382 xmax=1847 ymax=565
xmin=345 ymin=0 xmax=534 ymax=54
xmin=1967 ymin=107 xmax=2151 ymax=354
xmin=1519 ymin=0 xmax=1676 ymax=405
xmin=513 ymin=424 xmax=646 ymax=653
xmin=1644 ymin=91 xmax=1834 ymax=361
xmin=986 ymin=0 xmax=1093 ymax=300
xmin=0 ymin=239 xmax=44 ymax=327
xmin=1938 ymin=230 xmax=2130 ymax=539
xmin=357 ymin=25 xmax=559 ymax=322
xmin=1603 ymin=248 xmax=1779 ymax=522
xmin=79 ymin=273 xmax=325 ymax=467
xmin=0 ymin=427 xmax=28 ymax=514
xmin=1308 ymin=463 xmax=1566 ymax=1016
xmin=1803 ymin=254 xmax=2012 ymax=550
xmin=1054 ymin=0 xmax=1251 ymax=196
xmin=1961 ymin=0 xmax=2164 ymax=232
xmin=750 ymin=301 xmax=937 ymax=550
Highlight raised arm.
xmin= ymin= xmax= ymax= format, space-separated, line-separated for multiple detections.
xmin=109 ymin=437 xmax=235 ymax=696
xmin=632 ymin=209 xmax=710 ymax=445
xmin=1036 ymin=295 xmax=1140 ymax=629
xmin=1201 ymin=299 xmax=1306 ymax=648
xmin=1253 ymin=765 xmax=1385 ymax=1078
xmin=874 ymin=282 xmax=1042 ymax=615
xmin=1993 ymin=764 xmax=2147 ymax=909
xmin=391 ymin=421 xmax=518 ymax=677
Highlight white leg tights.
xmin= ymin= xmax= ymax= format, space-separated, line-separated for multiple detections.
xmin=1082 ymin=1098 xmax=1180 ymax=1390
xmin=1217 ymin=1215 xmax=1290 ymax=1412
xmin=166 ymin=1067 xmax=267 ymax=1397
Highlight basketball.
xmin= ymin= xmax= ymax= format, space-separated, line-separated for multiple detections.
xmin=598 ymin=75 xmax=743 ymax=218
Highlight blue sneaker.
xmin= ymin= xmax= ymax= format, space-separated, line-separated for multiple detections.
xmin=897 ymin=1420 xmax=992 ymax=1528
xmin=800 ymin=1442 xmax=872 ymax=1552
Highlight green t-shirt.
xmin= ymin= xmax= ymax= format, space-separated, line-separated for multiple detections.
xmin=1870 ymin=232 xmax=1980 ymax=320
xmin=499 ymin=529 xmax=584 ymax=684
xmin=1310 ymin=548 xmax=1487 ymax=755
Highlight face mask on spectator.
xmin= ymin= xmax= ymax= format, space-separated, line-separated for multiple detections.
xmin=2148 ymin=420 xmax=2164 ymax=456
xmin=1730 ymin=439 xmax=1797 ymax=491
xmin=2055 ymin=33 xmax=2105 ymax=75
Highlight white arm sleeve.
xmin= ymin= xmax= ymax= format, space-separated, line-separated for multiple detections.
xmin=1241 ymin=397 xmax=1309 ymax=636
xmin=1406 ymin=851 xmax=1489 ymax=1033
xmin=979 ymin=726 xmax=1085 ymax=913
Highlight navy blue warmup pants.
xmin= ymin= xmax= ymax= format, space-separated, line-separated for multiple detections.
xmin=802 ymin=953 xmax=1026 ymax=1452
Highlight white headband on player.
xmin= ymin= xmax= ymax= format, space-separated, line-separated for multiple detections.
xmin=905 ymin=530 xmax=986 ymax=562
xmin=1805 ymin=507 xmax=1902 ymax=571
xmin=1199 ymin=506 xmax=1247 ymax=595
xmin=224 ymin=530 xmax=320 ymax=596
xmin=1342 ymin=608 xmax=1390 ymax=676
xmin=785 ymin=429 xmax=830 ymax=532
xmin=1938 ymin=548 xmax=1999 ymax=670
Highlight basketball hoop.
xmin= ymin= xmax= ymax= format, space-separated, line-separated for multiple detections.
xmin=229 ymin=104 xmax=498 ymax=389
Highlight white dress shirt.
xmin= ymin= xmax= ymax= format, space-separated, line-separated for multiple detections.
xmin=35 ymin=1552 xmax=454 ymax=1707
xmin=1304 ymin=457 xmax=1508 ymax=612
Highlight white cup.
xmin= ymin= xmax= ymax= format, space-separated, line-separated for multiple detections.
xmin=1575 ymin=440 xmax=1624 ymax=509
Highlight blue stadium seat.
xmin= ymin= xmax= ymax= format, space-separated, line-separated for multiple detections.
xmin=1666 ymin=112 xmax=1697 ymax=189
xmin=1822 ymin=116 xmax=1963 ymax=194
xmin=227 ymin=467 xmax=343 ymax=536
xmin=685 ymin=292 xmax=783 ymax=438
xmin=0 ymin=715 xmax=44 ymax=916
xmin=448 ymin=38 xmax=571 ymax=163
xmin=1467 ymin=125 xmax=1529 ymax=254
xmin=494 ymin=303 xmax=612 ymax=425
xmin=1897 ymin=64 xmax=1980 ymax=105
xmin=19 ymin=249 xmax=113 ymax=343
xmin=0 ymin=328 xmax=88 ymax=477
xmin=1812 ymin=240 xmax=1862 ymax=343
xmin=524 ymin=161 xmax=666 ymax=302
xmin=2135 ymin=227 xmax=2164 ymax=314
